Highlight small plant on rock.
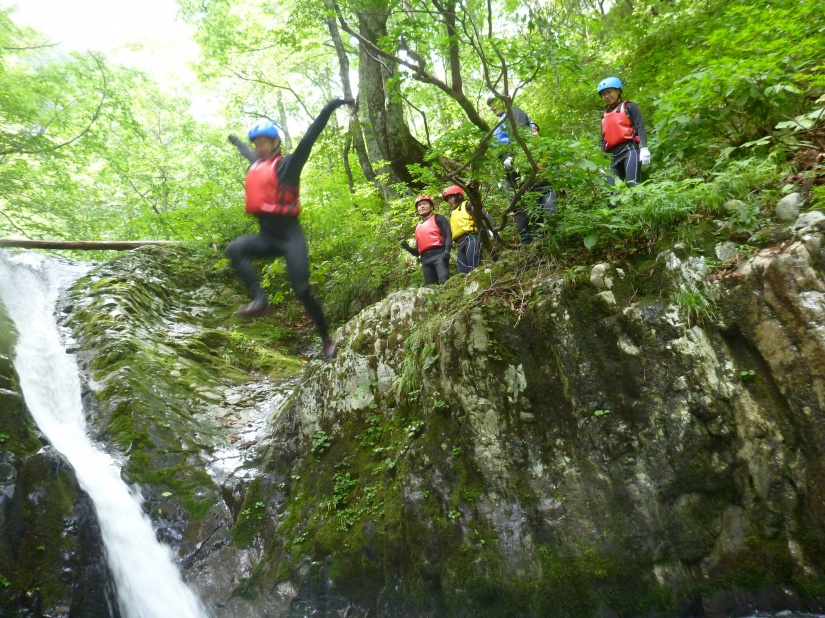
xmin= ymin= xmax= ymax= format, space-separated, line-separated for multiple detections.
xmin=671 ymin=287 xmax=717 ymax=327
xmin=311 ymin=429 xmax=331 ymax=454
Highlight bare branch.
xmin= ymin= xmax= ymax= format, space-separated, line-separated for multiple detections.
xmin=447 ymin=117 xmax=506 ymax=178
xmin=2 ymin=42 xmax=59 ymax=51
xmin=332 ymin=0 xmax=489 ymax=132
xmin=106 ymin=159 xmax=162 ymax=216
xmin=0 ymin=206 xmax=33 ymax=238
xmin=228 ymin=69 xmax=313 ymax=118
xmin=0 ymin=52 xmax=107 ymax=157
xmin=402 ymin=95 xmax=432 ymax=148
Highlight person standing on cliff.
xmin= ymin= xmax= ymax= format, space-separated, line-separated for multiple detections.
xmin=401 ymin=195 xmax=452 ymax=285
xmin=226 ymin=98 xmax=353 ymax=359
xmin=443 ymin=185 xmax=495 ymax=274
xmin=598 ymin=77 xmax=650 ymax=188
xmin=487 ymin=96 xmax=532 ymax=186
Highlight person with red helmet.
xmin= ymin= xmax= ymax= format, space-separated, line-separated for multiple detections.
xmin=401 ymin=195 xmax=452 ymax=285
xmin=598 ymin=77 xmax=649 ymax=188
xmin=226 ymin=97 xmax=353 ymax=359
xmin=443 ymin=185 xmax=494 ymax=273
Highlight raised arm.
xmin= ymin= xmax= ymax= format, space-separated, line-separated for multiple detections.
xmin=228 ymin=134 xmax=259 ymax=164
xmin=277 ymin=98 xmax=353 ymax=185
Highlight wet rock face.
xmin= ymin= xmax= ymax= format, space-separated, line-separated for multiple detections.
xmin=62 ymin=246 xmax=304 ymax=617
xmin=0 ymin=305 xmax=119 ymax=618
xmin=260 ymin=220 xmax=825 ymax=616
xmin=9 ymin=228 xmax=823 ymax=616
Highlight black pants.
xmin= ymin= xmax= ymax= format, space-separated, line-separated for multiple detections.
xmin=607 ymin=143 xmax=641 ymax=187
xmin=455 ymin=233 xmax=481 ymax=274
xmin=420 ymin=248 xmax=450 ymax=285
xmin=226 ymin=214 xmax=329 ymax=342
xmin=515 ymin=185 xmax=557 ymax=245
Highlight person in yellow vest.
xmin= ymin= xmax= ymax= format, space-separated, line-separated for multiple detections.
xmin=442 ymin=185 xmax=494 ymax=273
xmin=400 ymin=195 xmax=452 ymax=285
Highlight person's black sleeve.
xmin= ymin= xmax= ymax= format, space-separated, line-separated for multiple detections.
xmin=401 ymin=239 xmax=419 ymax=257
xmin=512 ymin=107 xmax=531 ymax=130
xmin=625 ymin=102 xmax=648 ymax=148
xmin=436 ymin=214 xmax=452 ymax=254
xmin=228 ymin=134 xmax=259 ymax=164
xmin=276 ymin=98 xmax=351 ymax=185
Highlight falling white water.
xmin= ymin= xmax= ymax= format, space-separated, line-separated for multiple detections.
xmin=0 ymin=252 xmax=206 ymax=618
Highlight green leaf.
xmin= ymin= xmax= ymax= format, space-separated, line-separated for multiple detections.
xmin=161 ymin=491 xmax=172 ymax=497
xmin=583 ymin=234 xmax=599 ymax=250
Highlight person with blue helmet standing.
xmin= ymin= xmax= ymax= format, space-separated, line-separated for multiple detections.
xmin=598 ymin=77 xmax=650 ymax=188
xmin=226 ymin=98 xmax=353 ymax=358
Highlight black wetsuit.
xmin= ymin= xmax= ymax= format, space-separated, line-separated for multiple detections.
xmin=601 ymin=101 xmax=647 ymax=188
xmin=402 ymin=214 xmax=452 ymax=285
xmin=494 ymin=107 xmax=532 ymax=189
xmin=514 ymin=182 xmax=557 ymax=245
xmin=226 ymin=99 xmax=348 ymax=343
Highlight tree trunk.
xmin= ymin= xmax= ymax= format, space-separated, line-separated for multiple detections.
xmin=356 ymin=2 xmax=426 ymax=187
xmin=324 ymin=0 xmax=379 ymax=187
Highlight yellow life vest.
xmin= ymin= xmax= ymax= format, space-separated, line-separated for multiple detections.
xmin=450 ymin=203 xmax=477 ymax=240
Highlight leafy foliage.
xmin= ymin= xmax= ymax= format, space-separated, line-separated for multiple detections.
xmin=2 ymin=0 xmax=823 ymax=333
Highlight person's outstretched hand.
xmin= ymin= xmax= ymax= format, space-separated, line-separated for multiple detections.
xmin=228 ymin=134 xmax=243 ymax=144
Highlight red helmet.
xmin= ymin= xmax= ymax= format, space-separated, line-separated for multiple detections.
xmin=442 ymin=185 xmax=465 ymax=199
xmin=414 ymin=195 xmax=434 ymax=208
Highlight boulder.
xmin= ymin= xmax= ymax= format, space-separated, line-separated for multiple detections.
xmin=775 ymin=192 xmax=804 ymax=222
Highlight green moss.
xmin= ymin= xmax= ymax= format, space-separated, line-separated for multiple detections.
xmin=535 ymin=544 xmax=675 ymax=618
xmin=231 ymin=478 xmax=267 ymax=548
xmin=0 ymin=454 xmax=88 ymax=611
xmin=126 ymin=452 xmax=215 ymax=521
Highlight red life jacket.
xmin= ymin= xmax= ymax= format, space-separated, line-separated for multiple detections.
xmin=415 ymin=215 xmax=444 ymax=254
xmin=244 ymin=155 xmax=301 ymax=216
xmin=602 ymin=101 xmax=639 ymax=151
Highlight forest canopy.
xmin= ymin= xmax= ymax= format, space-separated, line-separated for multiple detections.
xmin=1 ymin=0 xmax=823 ymax=322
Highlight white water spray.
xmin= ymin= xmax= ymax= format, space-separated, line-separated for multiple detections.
xmin=0 ymin=252 xmax=206 ymax=618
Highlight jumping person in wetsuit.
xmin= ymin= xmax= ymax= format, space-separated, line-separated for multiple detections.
xmin=443 ymin=185 xmax=494 ymax=274
xmin=401 ymin=195 xmax=452 ymax=285
xmin=226 ymin=98 xmax=353 ymax=359
xmin=598 ymin=77 xmax=650 ymax=188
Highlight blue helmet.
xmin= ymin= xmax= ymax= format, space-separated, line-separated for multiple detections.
xmin=248 ymin=119 xmax=283 ymax=141
xmin=597 ymin=77 xmax=623 ymax=94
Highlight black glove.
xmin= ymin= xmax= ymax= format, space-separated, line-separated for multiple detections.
xmin=401 ymin=240 xmax=412 ymax=250
xmin=228 ymin=134 xmax=243 ymax=145
xmin=442 ymin=251 xmax=450 ymax=262
xmin=341 ymin=97 xmax=356 ymax=106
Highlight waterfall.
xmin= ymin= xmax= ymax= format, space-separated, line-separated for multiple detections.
xmin=0 ymin=252 xmax=206 ymax=618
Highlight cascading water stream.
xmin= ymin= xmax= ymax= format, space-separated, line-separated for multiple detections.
xmin=0 ymin=252 xmax=206 ymax=618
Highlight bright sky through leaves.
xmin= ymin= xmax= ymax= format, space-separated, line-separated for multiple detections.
xmin=1 ymin=0 xmax=211 ymax=99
